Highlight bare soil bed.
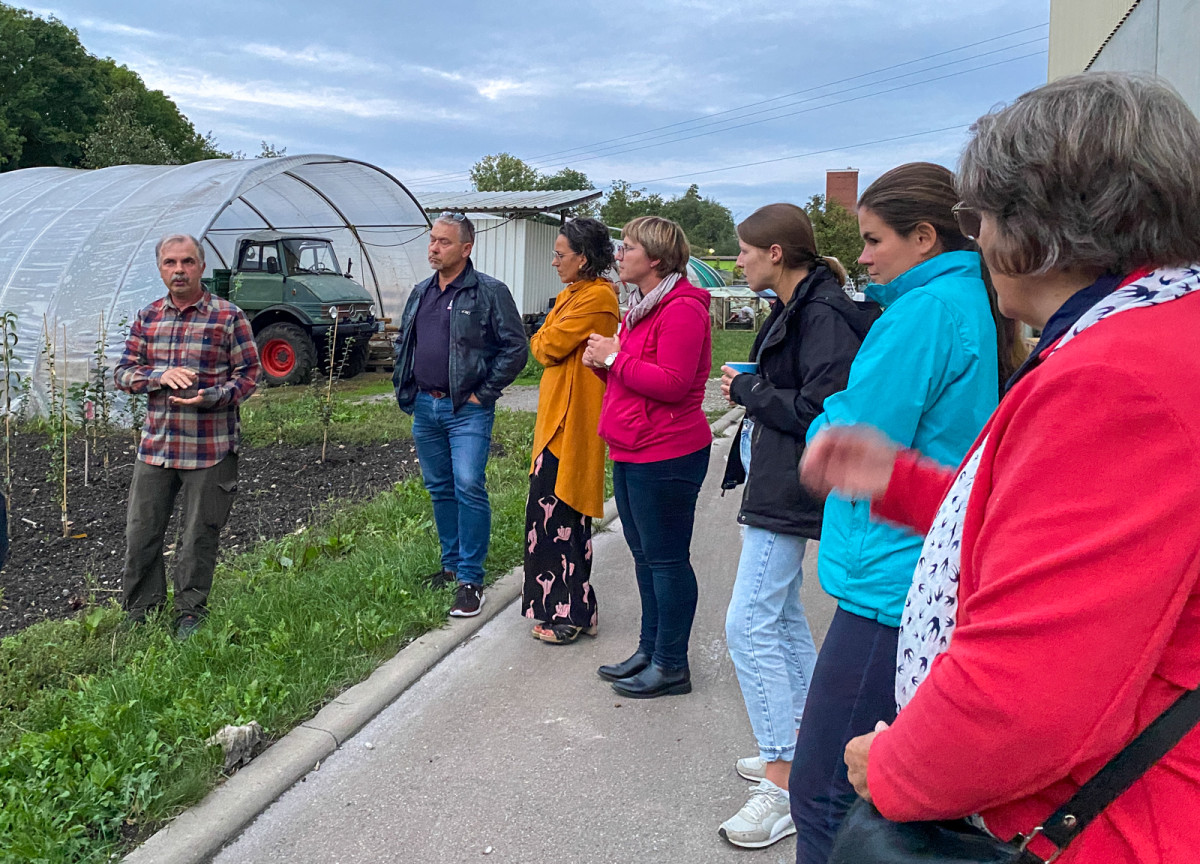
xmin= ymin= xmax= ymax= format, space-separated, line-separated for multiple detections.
xmin=1 ymin=431 xmax=420 ymax=637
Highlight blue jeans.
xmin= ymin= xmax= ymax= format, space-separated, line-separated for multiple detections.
xmin=411 ymin=392 xmax=495 ymax=586
xmin=790 ymin=607 xmax=899 ymax=864
xmin=726 ymin=526 xmax=816 ymax=763
xmin=612 ymin=446 xmax=710 ymax=671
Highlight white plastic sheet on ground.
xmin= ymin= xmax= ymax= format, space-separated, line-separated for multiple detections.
xmin=0 ymin=155 xmax=430 ymax=414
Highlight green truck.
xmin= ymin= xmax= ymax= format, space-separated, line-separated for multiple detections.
xmin=205 ymin=231 xmax=379 ymax=386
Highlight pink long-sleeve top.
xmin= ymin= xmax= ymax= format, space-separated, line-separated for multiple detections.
xmin=595 ymin=279 xmax=712 ymax=463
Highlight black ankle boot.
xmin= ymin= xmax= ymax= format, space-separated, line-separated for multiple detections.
xmin=597 ymin=650 xmax=651 ymax=682
xmin=610 ymin=663 xmax=691 ymax=698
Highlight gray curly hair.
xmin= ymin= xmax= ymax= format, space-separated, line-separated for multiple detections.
xmin=958 ymin=72 xmax=1200 ymax=276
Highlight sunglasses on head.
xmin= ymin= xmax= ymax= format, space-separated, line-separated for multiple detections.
xmin=439 ymin=211 xmax=466 ymax=221
xmin=951 ymin=202 xmax=982 ymax=241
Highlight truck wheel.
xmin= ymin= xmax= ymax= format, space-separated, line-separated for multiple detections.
xmin=341 ymin=339 xmax=369 ymax=379
xmin=256 ymin=323 xmax=316 ymax=386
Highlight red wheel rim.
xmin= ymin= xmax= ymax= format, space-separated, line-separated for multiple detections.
xmin=261 ymin=338 xmax=296 ymax=377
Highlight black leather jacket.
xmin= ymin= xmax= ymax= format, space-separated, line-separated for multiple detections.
xmin=720 ymin=265 xmax=879 ymax=538
xmin=392 ymin=261 xmax=528 ymax=413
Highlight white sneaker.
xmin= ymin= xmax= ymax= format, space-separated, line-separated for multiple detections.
xmin=718 ymin=780 xmax=796 ymax=849
xmin=736 ymin=755 xmax=766 ymax=781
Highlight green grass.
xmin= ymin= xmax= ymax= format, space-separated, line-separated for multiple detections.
xmin=511 ymin=349 xmax=544 ymax=386
xmin=709 ymin=329 xmax=757 ymax=377
xmin=0 ymin=404 xmax=536 ymax=864
xmin=241 ymin=391 xmax=408 ymax=448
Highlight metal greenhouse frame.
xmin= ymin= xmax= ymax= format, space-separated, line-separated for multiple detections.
xmin=0 ymin=155 xmax=431 ymax=414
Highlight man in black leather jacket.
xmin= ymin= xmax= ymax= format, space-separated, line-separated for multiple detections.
xmin=392 ymin=213 xmax=527 ymax=618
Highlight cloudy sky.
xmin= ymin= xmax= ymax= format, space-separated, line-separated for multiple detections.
xmin=29 ymin=0 xmax=1050 ymax=220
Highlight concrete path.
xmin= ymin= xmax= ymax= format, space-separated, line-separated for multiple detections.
xmin=213 ymin=432 xmax=835 ymax=864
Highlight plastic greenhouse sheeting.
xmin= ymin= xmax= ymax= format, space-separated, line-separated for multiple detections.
xmin=0 ymin=155 xmax=431 ymax=414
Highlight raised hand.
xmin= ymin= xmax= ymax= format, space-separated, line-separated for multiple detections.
xmin=800 ymin=425 xmax=900 ymax=499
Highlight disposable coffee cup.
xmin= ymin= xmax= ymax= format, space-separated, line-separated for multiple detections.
xmin=725 ymin=361 xmax=758 ymax=374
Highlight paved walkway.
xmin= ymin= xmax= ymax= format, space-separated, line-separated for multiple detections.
xmin=214 ymin=433 xmax=835 ymax=864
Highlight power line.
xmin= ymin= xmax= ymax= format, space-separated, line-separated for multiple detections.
xmin=408 ymin=47 xmax=1044 ymax=187
xmin=499 ymin=49 xmax=1046 ymax=180
xmin=522 ymin=27 xmax=1048 ymax=164
xmin=407 ymin=22 xmax=1048 ymax=189
xmin=516 ymin=42 xmax=1045 ymax=170
xmin=630 ymin=123 xmax=972 ymax=184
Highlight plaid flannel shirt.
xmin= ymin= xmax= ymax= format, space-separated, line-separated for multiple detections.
xmin=115 ymin=292 xmax=260 ymax=469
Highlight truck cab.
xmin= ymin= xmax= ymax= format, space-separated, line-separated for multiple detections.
xmin=206 ymin=231 xmax=379 ymax=386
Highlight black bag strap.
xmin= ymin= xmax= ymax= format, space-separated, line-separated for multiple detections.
xmin=1018 ymin=686 xmax=1200 ymax=857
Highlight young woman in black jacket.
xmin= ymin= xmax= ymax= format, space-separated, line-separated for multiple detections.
xmin=716 ymin=204 xmax=877 ymax=848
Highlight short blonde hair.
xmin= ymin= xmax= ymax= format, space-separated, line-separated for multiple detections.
xmin=623 ymin=216 xmax=689 ymax=277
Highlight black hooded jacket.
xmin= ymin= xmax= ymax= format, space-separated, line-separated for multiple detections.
xmin=720 ymin=264 xmax=879 ymax=538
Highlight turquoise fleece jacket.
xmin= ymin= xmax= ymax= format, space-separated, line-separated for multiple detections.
xmin=807 ymin=250 xmax=998 ymax=626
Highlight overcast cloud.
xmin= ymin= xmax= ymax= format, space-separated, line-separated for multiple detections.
xmin=29 ymin=0 xmax=1050 ymax=219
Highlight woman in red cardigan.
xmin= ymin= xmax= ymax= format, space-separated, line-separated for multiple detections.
xmin=801 ymin=72 xmax=1200 ymax=863
xmin=583 ymin=215 xmax=712 ymax=699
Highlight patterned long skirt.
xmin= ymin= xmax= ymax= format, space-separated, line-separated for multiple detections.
xmin=521 ymin=448 xmax=597 ymax=628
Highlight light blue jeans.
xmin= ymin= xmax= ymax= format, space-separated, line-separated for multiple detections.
xmin=726 ymin=418 xmax=817 ymax=762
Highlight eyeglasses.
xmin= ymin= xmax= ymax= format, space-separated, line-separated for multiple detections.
xmin=951 ymin=202 xmax=982 ymax=240
xmin=552 ymin=250 xmax=577 ymax=262
xmin=439 ymin=211 xmax=466 ymax=221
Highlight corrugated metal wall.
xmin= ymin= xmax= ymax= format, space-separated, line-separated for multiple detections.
xmin=1049 ymin=0 xmax=1140 ymax=79
xmin=468 ymin=216 xmax=562 ymax=315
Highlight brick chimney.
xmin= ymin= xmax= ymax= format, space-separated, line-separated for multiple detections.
xmin=826 ymin=168 xmax=859 ymax=213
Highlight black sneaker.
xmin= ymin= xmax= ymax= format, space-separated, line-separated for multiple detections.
xmin=175 ymin=614 xmax=202 ymax=641
xmin=449 ymin=582 xmax=485 ymax=618
xmin=427 ymin=569 xmax=457 ymax=589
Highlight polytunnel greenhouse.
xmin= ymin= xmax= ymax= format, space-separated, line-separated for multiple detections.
xmin=0 ymin=155 xmax=432 ymax=413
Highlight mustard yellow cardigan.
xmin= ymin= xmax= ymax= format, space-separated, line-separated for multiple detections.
xmin=529 ymin=278 xmax=620 ymax=518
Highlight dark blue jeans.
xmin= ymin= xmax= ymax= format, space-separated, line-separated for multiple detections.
xmin=411 ymin=392 xmax=495 ymax=586
xmin=612 ymin=446 xmax=710 ymax=671
xmin=790 ymin=607 xmax=899 ymax=864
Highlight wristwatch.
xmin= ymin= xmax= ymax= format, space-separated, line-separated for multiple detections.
xmin=603 ymin=351 xmax=618 ymax=370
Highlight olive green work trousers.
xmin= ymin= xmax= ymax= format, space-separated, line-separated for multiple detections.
xmin=121 ymin=452 xmax=238 ymax=621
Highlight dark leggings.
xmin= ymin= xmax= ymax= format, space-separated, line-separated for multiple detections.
xmin=790 ymin=607 xmax=899 ymax=864
xmin=611 ymin=446 xmax=709 ymax=671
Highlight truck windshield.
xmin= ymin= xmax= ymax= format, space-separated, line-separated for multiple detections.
xmin=283 ymin=239 xmax=342 ymax=276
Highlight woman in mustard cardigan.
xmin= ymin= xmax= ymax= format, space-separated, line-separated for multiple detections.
xmin=522 ymin=218 xmax=620 ymax=645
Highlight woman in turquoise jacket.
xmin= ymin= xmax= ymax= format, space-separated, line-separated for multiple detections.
xmin=789 ymin=162 xmax=1015 ymax=864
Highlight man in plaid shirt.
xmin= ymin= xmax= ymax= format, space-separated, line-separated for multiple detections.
xmin=115 ymin=233 xmax=260 ymax=639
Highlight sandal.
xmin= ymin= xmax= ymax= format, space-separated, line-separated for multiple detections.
xmin=531 ymin=623 xmax=552 ymax=639
xmin=536 ymin=623 xmax=599 ymax=645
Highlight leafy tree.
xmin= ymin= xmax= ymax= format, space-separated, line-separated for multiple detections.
xmin=82 ymin=88 xmax=178 ymax=168
xmin=0 ymin=4 xmax=227 ymax=171
xmin=660 ymin=184 xmax=737 ymax=255
xmin=257 ymin=141 xmax=288 ymax=158
xmin=803 ymin=194 xmax=866 ymax=283
xmin=0 ymin=6 xmax=106 ymax=170
xmin=601 ymin=181 xmax=738 ymax=256
xmin=470 ymin=153 xmax=597 ymax=216
xmin=538 ymin=167 xmax=591 ymax=192
xmin=100 ymin=62 xmax=226 ymax=162
xmin=470 ymin=152 xmax=541 ymax=191
xmin=599 ymin=180 xmax=663 ymax=227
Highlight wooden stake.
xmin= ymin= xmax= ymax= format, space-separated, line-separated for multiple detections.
xmin=61 ymin=322 xmax=68 ymax=538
